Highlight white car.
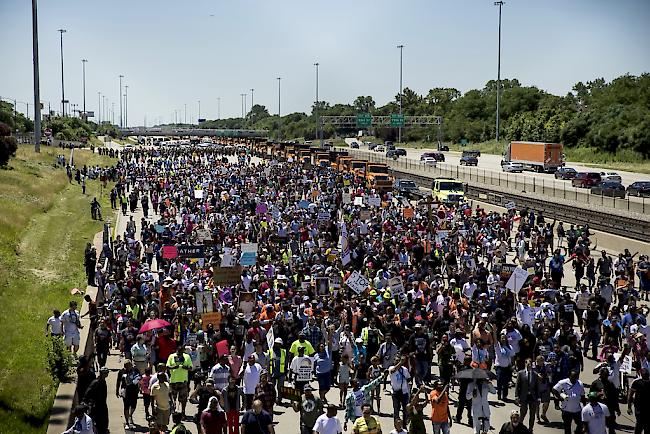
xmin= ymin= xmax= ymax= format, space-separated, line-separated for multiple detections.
xmin=600 ymin=171 xmax=622 ymax=182
xmin=422 ymin=157 xmax=437 ymax=166
xmin=502 ymin=162 xmax=524 ymax=173
xmin=375 ymin=145 xmax=386 ymax=152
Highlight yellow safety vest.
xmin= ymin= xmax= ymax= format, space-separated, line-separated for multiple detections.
xmin=267 ymin=348 xmax=286 ymax=374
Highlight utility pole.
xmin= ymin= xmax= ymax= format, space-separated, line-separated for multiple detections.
xmin=198 ymin=100 xmax=201 ymax=121
xmin=184 ymin=104 xmax=187 ymax=124
xmin=495 ymin=1 xmax=505 ymax=141
xmin=397 ymin=44 xmax=404 ymax=143
xmin=240 ymin=93 xmax=245 ymax=118
xmin=250 ymin=88 xmax=254 ymax=124
xmin=98 ymin=92 xmax=101 ymax=123
xmin=314 ymin=62 xmax=322 ymax=147
xmin=118 ymin=75 xmax=123 ymax=127
xmin=217 ymin=97 xmax=220 ymax=120
xmin=81 ymin=59 xmax=87 ymax=116
xmin=32 ymin=0 xmax=41 ymax=151
xmin=124 ymin=85 xmax=128 ymax=127
xmin=58 ymin=29 xmax=66 ymax=117
xmin=277 ymin=77 xmax=282 ymax=140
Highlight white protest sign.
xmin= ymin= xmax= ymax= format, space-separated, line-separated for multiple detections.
xmin=317 ymin=211 xmax=331 ymax=221
xmin=388 ymin=276 xmax=405 ymax=297
xmin=221 ymin=247 xmax=236 ymax=267
xmin=345 ymin=270 xmax=369 ymax=294
xmin=614 ymin=353 xmax=633 ymax=374
xmin=506 ymin=266 xmax=531 ymax=293
xmin=295 ymin=357 xmax=314 ymax=382
xmin=342 ymin=193 xmax=352 ymax=204
xmin=196 ymin=228 xmax=211 ymax=242
xmin=194 ymin=189 xmax=204 ymax=199
xmin=367 ymin=197 xmax=381 ymax=207
xmin=266 ymin=327 xmax=275 ymax=350
xmin=505 ymin=201 xmax=516 ymax=211
xmin=354 ymin=196 xmax=363 ymax=206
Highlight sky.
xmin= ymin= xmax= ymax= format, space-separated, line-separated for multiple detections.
xmin=1 ymin=0 xmax=649 ymax=127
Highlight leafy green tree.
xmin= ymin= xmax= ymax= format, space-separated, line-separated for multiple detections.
xmin=0 ymin=122 xmax=18 ymax=167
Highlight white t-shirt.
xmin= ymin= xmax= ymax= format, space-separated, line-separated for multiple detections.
xmin=48 ymin=316 xmax=63 ymax=334
xmin=312 ymin=414 xmax=343 ymax=434
xmin=462 ymin=282 xmax=477 ymax=299
xmin=61 ymin=309 xmax=81 ymax=336
xmin=241 ymin=362 xmax=262 ymax=394
xmin=450 ymin=337 xmax=470 ymax=362
xmin=290 ymin=356 xmax=315 ymax=382
xmin=581 ymin=402 xmax=609 ymax=434
xmin=553 ymin=379 xmax=585 ymax=413
xmin=389 ymin=365 xmax=410 ymax=394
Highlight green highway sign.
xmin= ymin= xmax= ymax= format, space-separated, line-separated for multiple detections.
xmin=390 ymin=114 xmax=405 ymax=127
xmin=356 ymin=113 xmax=372 ymax=127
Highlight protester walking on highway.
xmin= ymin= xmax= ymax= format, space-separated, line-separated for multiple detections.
xmin=498 ymin=410 xmax=530 ymax=434
xmin=61 ymin=300 xmax=83 ymax=355
xmin=116 ymin=360 xmax=141 ymax=430
xmin=83 ymin=367 xmax=109 ymax=434
xmin=241 ymin=399 xmax=274 ymax=434
xmin=150 ymin=371 xmax=171 ymax=431
xmin=62 ymin=404 xmax=95 ymax=434
xmin=312 ymin=404 xmax=343 ymax=434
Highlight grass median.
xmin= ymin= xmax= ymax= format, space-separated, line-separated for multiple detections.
xmin=0 ymin=145 xmax=115 ymax=434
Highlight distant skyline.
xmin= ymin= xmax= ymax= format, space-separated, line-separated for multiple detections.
xmin=1 ymin=0 xmax=649 ymax=126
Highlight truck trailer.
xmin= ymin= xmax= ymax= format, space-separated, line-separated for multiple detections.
xmin=503 ymin=141 xmax=564 ymax=173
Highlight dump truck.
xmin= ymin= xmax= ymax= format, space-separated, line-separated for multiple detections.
xmin=315 ymin=152 xmax=330 ymax=167
xmin=349 ymin=159 xmax=368 ymax=176
xmin=432 ymin=178 xmax=466 ymax=204
xmin=365 ymin=162 xmax=393 ymax=192
xmin=504 ymin=141 xmax=564 ymax=173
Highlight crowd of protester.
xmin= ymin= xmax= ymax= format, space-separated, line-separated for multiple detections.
xmin=56 ymin=143 xmax=650 ymax=434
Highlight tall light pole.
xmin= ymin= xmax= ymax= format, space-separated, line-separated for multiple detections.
xmin=32 ymin=0 xmax=41 ymax=151
xmin=250 ymin=88 xmax=254 ymax=125
xmin=240 ymin=93 xmax=246 ymax=118
xmin=124 ymin=85 xmax=129 ymax=127
xmin=184 ymin=104 xmax=187 ymax=124
xmin=397 ymin=44 xmax=404 ymax=143
xmin=217 ymin=97 xmax=221 ymax=120
xmin=198 ymin=100 xmax=201 ymax=121
xmin=81 ymin=59 xmax=87 ymax=116
xmin=314 ymin=62 xmax=322 ymax=146
xmin=102 ymin=95 xmax=106 ymax=123
xmin=495 ymin=1 xmax=505 ymax=141
xmin=58 ymin=29 xmax=66 ymax=117
xmin=118 ymin=75 xmax=123 ymax=127
xmin=277 ymin=77 xmax=282 ymax=140
xmin=98 ymin=92 xmax=101 ymax=123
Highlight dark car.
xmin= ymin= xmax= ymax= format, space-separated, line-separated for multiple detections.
xmin=627 ymin=181 xmax=650 ymax=197
xmin=462 ymin=150 xmax=481 ymax=157
xmin=590 ymin=181 xmax=626 ymax=198
xmin=393 ymin=179 xmax=425 ymax=199
xmin=439 ymin=145 xmax=450 ymax=151
xmin=350 ymin=142 xmax=359 ymax=149
xmin=395 ymin=148 xmax=407 ymax=156
xmin=367 ymin=142 xmax=377 ymax=150
xmin=386 ymin=149 xmax=400 ymax=158
xmin=460 ymin=155 xmax=478 ymax=166
xmin=421 ymin=152 xmax=445 ymax=162
xmin=555 ymin=167 xmax=578 ymax=180
xmin=572 ymin=172 xmax=601 ymax=188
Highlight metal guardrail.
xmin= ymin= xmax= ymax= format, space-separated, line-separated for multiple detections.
xmin=345 ymin=149 xmax=650 ymax=215
xmin=389 ymin=167 xmax=650 ymax=243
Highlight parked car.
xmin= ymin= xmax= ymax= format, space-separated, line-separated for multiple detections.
xmin=422 ymin=157 xmax=437 ymax=166
xmin=375 ymin=145 xmax=386 ymax=152
xmin=554 ymin=167 xmax=578 ymax=180
xmin=590 ymin=181 xmax=626 ymax=198
xmin=501 ymin=161 xmax=524 ymax=173
xmin=572 ymin=172 xmax=602 ymax=188
xmin=421 ymin=152 xmax=445 ymax=162
xmin=460 ymin=155 xmax=478 ymax=166
xmin=395 ymin=148 xmax=407 ymax=156
xmin=627 ymin=181 xmax=650 ymax=197
xmin=599 ymin=171 xmax=622 ymax=182
xmin=439 ymin=145 xmax=450 ymax=151
xmin=350 ymin=141 xmax=359 ymax=149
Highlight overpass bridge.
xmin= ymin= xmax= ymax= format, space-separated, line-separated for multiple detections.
xmin=119 ymin=127 xmax=268 ymax=138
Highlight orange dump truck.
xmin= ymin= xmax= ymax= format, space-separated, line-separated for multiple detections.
xmin=504 ymin=141 xmax=564 ymax=173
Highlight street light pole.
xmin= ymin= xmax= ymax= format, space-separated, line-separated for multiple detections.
xmin=277 ymin=77 xmax=281 ymax=140
xmin=250 ymin=88 xmax=254 ymax=125
xmin=495 ymin=1 xmax=505 ymax=141
xmin=198 ymin=100 xmax=201 ymax=121
xmin=32 ymin=0 xmax=41 ymax=151
xmin=314 ymin=62 xmax=322 ymax=146
xmin=81 ymin=59 xmax=87 ymax=116
xmin=217 ymin=97 xmax=221 ymax=120
xmin=397 ymin=44 xmax=404 ymax=143
xmin=240 ymin=94 xmax=245 ymax=119
xmin=118 ymin=75 xmax=123 ymax=127
xmin=98 ymin=92 xmax=101 ymax=123
xmin=184 ymin=104 xmax=187 ymax=124
xmin=124 ymin=85 xmax=129 ymax=127
xmin=58 ymin=29 xmax=66 ymax=117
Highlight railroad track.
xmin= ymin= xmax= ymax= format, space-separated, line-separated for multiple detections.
xmin=390 ymin=168 xmax=650 ymax=243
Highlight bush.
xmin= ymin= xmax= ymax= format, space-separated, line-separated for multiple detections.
xmin=0 ymin=122 xmax=18 ymax=167
xmin=46 ymin=336 xmax=76 ymax=382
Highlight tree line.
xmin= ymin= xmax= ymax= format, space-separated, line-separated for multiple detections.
xmin=199 ymin=73 xmax=650 ymax=157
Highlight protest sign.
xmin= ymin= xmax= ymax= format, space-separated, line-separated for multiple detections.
xmin=354 ymin=196 xmax=363 ymax=206
xmin=346 ymin=271 xmax=369 ymax=294
xmin=212 ymin=266 xmax=242 ymax=285
xmin=201 ymin=312 xmax=222 ymax=331
xmin=239 ymin=292 xmax=255 ymax=317
xmin=196 ymin=228 xmax=211 ymax=242
xmin=255 ymin=202 xmax=268 ymax=214
xmin=279 ymin=386 xmax=302 ymax=402
xmin=403 ymin=208 xmax=414 ymax=219
xmin=220 ymin=247 xmax=236 ymax=267
xmin=240 ymin=243 xmax=258 ymax=266
xmin=196 ymin=291 xmax=214 ymax=313
xmin=388 ymin=276 xmax=405 ymax=297
xmin=505 ymin=201 xmax=516 ymax=211
xmin=316 ymin=277 xmax=330 ymax=296
xmin=266 ymin=327 xmax=275 ymax=350
xmin=162 ymin=245 xmax=178 ymax=259
xmin=340 ymin=221 xmax=351 ymax=266
xmin=295 ymin=358 xmax=314 ymax=382
xmin=194 ymin=189 xmax=204 ymax=199
xmin=342 ymin=193 xmax=352 ymax=204
xmin=367 ymin=197 xmax=381 ymax=207
xmin=318 ymin=211 xmax=331 ymax=221
xmin=506 ymin=266 xmax=531 ymax=292
xmin=177 ymin=245 xmax=205 ymax=258
xmin=359 ymin=209 xmax=371 ymax=221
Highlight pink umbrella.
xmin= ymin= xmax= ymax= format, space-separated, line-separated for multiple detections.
xmin=139 ymin=319 xmax=172 ymax=333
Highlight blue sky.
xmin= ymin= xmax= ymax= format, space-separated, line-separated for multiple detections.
xmin=1 ymin=0 xmax=649 ymax=127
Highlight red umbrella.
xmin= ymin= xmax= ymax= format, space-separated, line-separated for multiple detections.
xmin=139 ymin=319 xmax=171 ymax=333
